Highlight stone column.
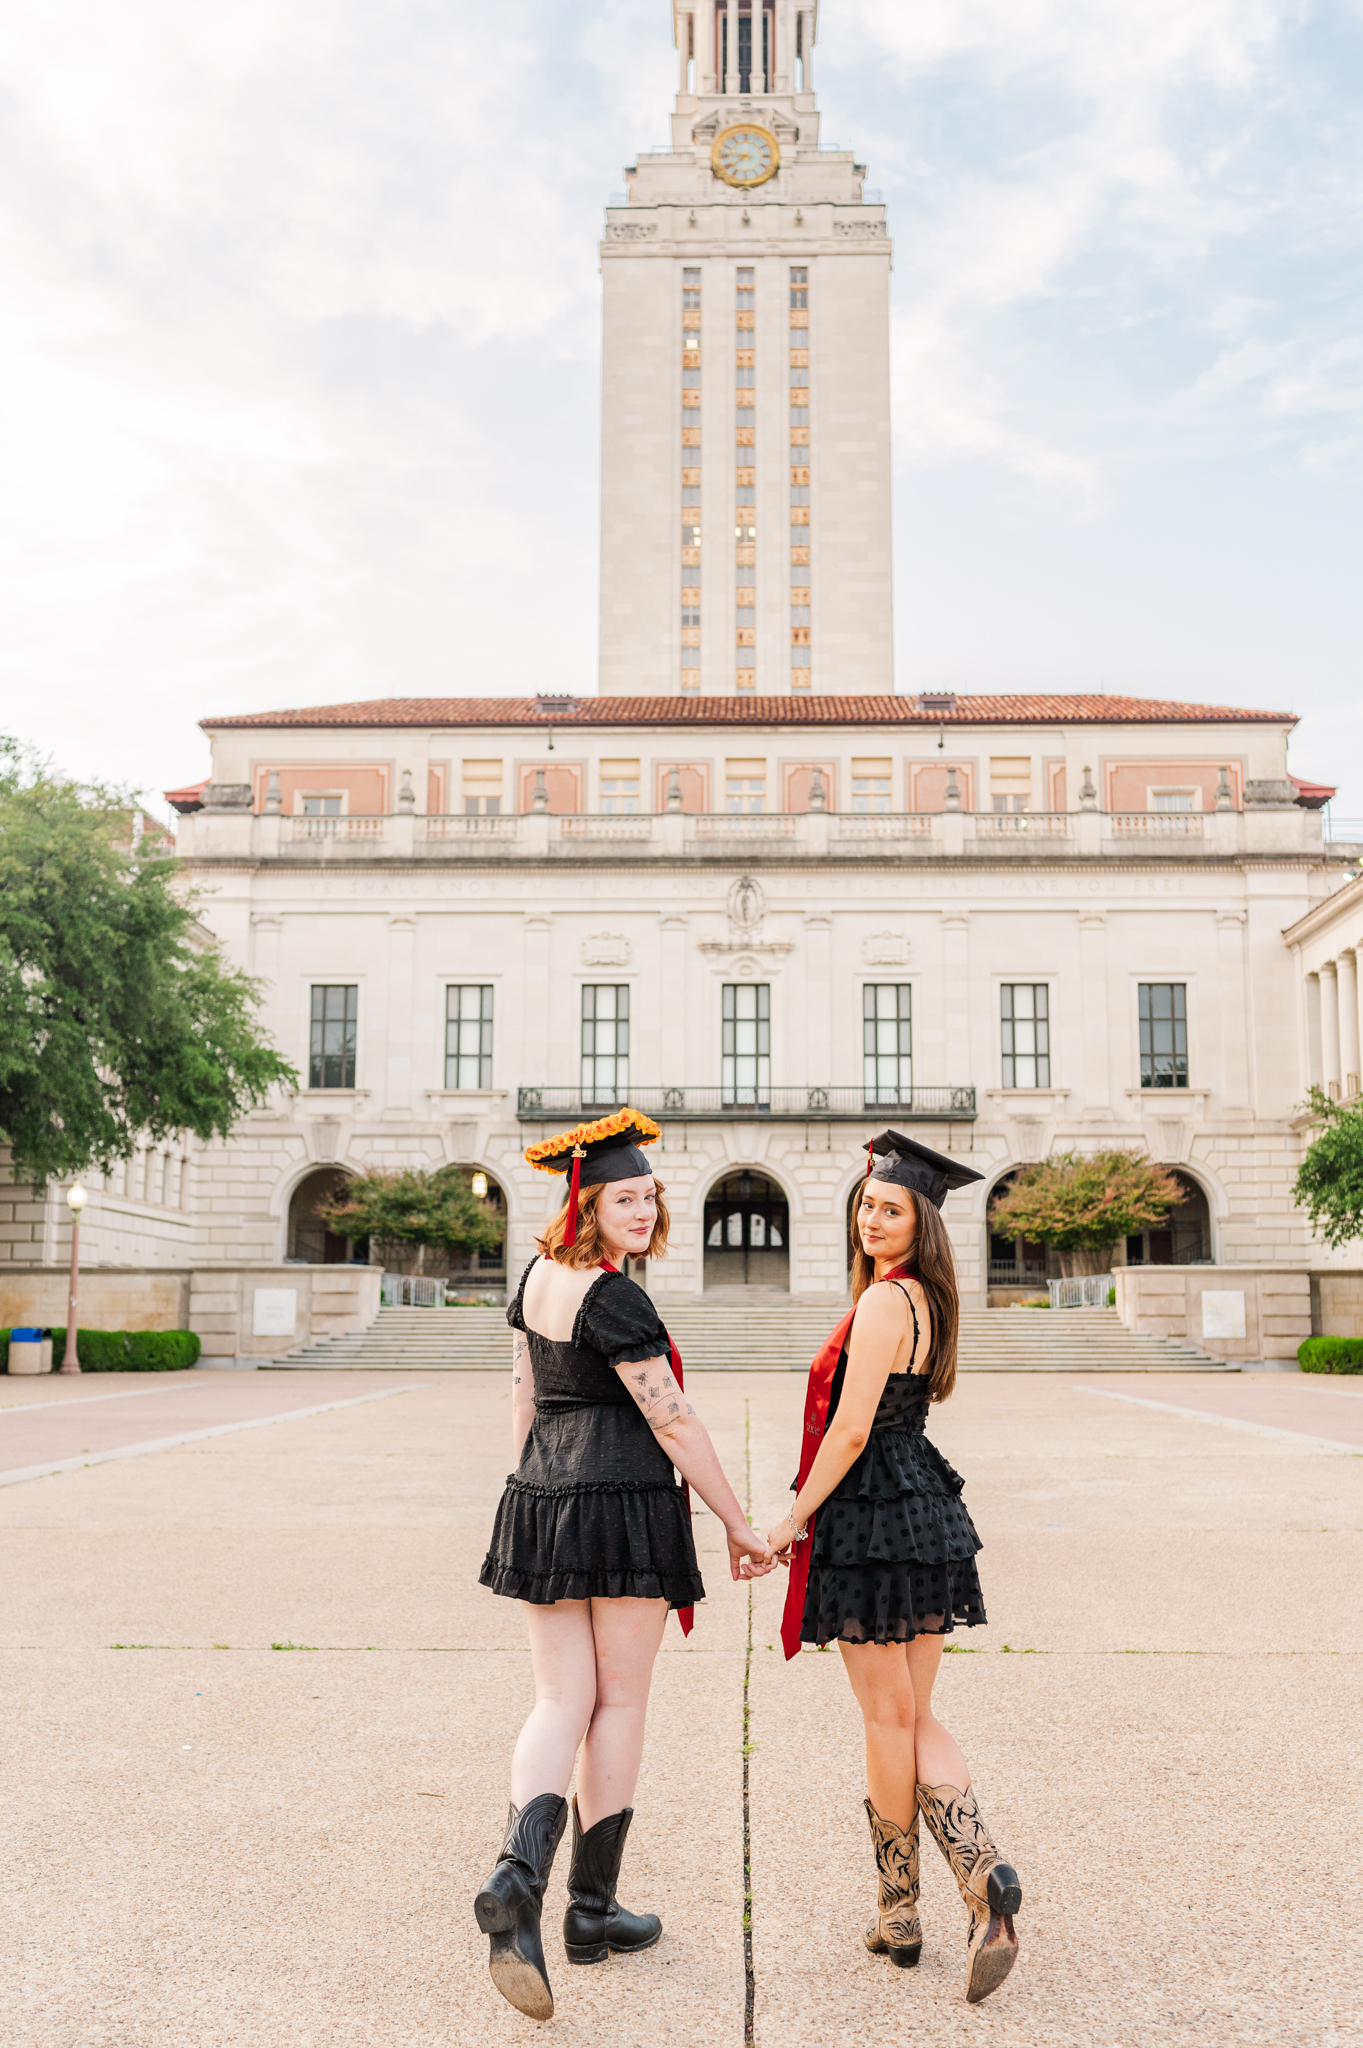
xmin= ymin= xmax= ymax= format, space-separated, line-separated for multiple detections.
xmin=660 ymin=917 xmax=689 ymax=1088
xmin=1078 ymin=913 xmax=1111 ymax=1117
xmin=1338 ymin=947 xmax=1361 ymax=1097
xmin=803 ymin=916 xmax=832 ymax=1088
xmin=1304 ymin=971 xmax=1323 ymax=1090
xmin=941 ymin=916 xmax=970 ymax=1089
xmin=1215 ymin=911 xmax=1250 ymax=1111
xmin=523 ymin=917 xmax=552 ymax=1092
xmin=385 ymin=917 xmax=417 ymax=1115
xmin=1321 ymin=960 xmax=1342 ymax=1096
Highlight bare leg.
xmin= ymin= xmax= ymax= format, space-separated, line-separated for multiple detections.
xmin=838 ymin=1641 xmax=918 ymax=1829
xmin=575 ymin=1597 xmax=669 ymax=1828
xmin=510 ymin=1601 xmax=598 ymax=1808
xmin=906 ymin=1634 xmax=970 ymax=1789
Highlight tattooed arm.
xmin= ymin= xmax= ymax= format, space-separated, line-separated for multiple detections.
xmin=511 ymin=1329 xmax=536 ymax=1463
xmin=615 ymin=1355 xmax=774 ymax=1581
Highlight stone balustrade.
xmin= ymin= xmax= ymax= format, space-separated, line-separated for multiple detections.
xmin=177 ymin=805 xmax=1324 ymax=864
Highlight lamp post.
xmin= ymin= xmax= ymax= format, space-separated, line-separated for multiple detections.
xmin=60 ymin=1182 xmax=88 ymax=1374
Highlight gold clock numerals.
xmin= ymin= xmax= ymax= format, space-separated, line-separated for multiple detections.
xmin=711 ymin=124 xmax=779 ymax=189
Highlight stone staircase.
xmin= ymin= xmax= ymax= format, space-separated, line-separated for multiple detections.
xmin=275 ymin=1302 xmax=1225 ymax=1373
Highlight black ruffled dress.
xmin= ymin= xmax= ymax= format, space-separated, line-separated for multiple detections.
xmin=479 ymin=1259 xmax=705 ymax=1609
xmin=799 ymin=1290 xmax=986 ymax=1647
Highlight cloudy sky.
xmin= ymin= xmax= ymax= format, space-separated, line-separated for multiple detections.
xmin=1 ymin=0 xmax=1360 ymax=814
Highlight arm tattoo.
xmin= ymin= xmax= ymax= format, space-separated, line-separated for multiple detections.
xmin=620 ymin=1361 xmax=691 ymax=1434
xmin=512 ymin=1330 xmax=531 ymax=1398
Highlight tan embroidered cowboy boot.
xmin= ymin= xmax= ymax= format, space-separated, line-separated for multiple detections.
xmin=862 ymin=1799 xmax=922 ymax=1969
xmin=916 ymin=1782 xmax=1021 ymax=2004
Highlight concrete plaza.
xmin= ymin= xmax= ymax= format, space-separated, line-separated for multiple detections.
xmin=2 ymin=1364 xmax=1360 ymax=2047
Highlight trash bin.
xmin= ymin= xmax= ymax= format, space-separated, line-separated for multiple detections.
xmin=39 ymin=1328 xmax=54 ymax=1373
xmin=7 ymin=1327 xmax=43 ymax=1375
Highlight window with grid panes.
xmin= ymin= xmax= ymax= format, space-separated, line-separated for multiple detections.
xmin=726 ymin=763 xmax=765 ymax=812
xmin=309 ymin=985 xmax=357 ymax=1089
xmin=582 ymin=986 xmax=630 ymax=1105
xmin=1001 ymin=985 xmax=1050 ymax=1089
xmin=1139 ymin=983 xmax=1188 ymax=1087
xmin=863 ymin=985 xmax=912 ymax=1105
xmin=852 ymin=759 xmax=891 ymax=812
xmin=722 ymin=984 xmax=770 ymax=1107
xmin=445 ymin=986 xmax=493 ymax=1090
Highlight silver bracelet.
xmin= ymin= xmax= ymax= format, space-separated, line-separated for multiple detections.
xmin=787 ymin=1508 xmax=808 ymax=1545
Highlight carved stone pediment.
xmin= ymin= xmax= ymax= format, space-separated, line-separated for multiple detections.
xmin=861 ymin=930 xmax=910 ymax=966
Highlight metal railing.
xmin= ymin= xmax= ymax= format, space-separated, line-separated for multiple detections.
xmin=988 ymin=1263 xmax=1048 ymax=1285
xmin=381 ymin=1274 xmax=448 ymax=1307
xmin=1046 ymin=1274 xmax=1114 ymax=1309
xmin=516 ymin=1084 xmax=976 ymax=1122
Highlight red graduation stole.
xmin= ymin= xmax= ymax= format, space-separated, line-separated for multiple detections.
xmin=779 ymin=1264 xmax=913 ymax=1662
xmin=601 ymin=1265 xmax=693 ymax=1638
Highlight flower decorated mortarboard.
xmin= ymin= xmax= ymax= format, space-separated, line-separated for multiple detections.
xmin=525 ymin=1108 xmax=662 ymax=1246
xmin=863 ymin=1128 xmax=985 ymax=1210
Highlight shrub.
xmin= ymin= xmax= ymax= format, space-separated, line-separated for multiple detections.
xmin=3 ymin=1328 xmax=201 ymax=1372
xmin=1298 ymin=1336 xmax=1363 ymax=1375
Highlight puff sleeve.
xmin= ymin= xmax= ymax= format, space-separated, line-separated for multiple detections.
xmin=575 ymin=1273 xmax=672 ymax=1373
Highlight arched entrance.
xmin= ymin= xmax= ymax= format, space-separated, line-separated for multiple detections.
xmin=1125 ymin=1169 xmax=1212 ymax=1266
xmin=437 ymin=1168 xmax=509 ymax=1294
xmin=704 ymin=1171 xmax=789 ymax=1290
xmin=287 ymin=1167 xmax=366 ymax=1265
xmin=986 ymin=1168 xmax=1053 ymax=1295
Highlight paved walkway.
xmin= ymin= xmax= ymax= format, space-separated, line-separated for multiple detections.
xmin=1 ymin=1366 xmax=1358 ymax=2045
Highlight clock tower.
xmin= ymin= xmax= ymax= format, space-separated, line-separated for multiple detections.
xmin=598 ymin=2 xmax=893 ymax=700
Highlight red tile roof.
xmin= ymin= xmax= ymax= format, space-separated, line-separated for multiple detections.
xmin=1290 ymin=774 xmax=1336 ymax=809
xmin=164 ymin=778 xmax=209 ymax=813
xmin=201 ymin=692 xmax=1295 ymax=731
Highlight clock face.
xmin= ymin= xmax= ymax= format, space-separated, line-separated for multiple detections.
xmin=712 ymin=124 xmax=779 ymax=188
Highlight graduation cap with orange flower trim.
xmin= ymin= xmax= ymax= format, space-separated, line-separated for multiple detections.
xmin=525 ymin=1107 xmax=662 ymax=1246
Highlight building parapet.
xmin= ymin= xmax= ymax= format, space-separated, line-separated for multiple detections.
xmin=178 ymin=806 xmax=1326 ymax=866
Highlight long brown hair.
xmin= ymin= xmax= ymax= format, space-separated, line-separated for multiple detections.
xmin=537 ymin=1180 xmax=671 ymax=1270
xmin=850 ymin=1186 xmax=960 ymax=1402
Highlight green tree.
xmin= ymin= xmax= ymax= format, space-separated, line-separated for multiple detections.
xmin=1293 ymin=1088 xmax=1363 ymax=1249
xmin=320 ymin=1167 xmax=506 ymax=1272
xmin=989 ymin=1149 xmax=1182 ymax=1276
xmin=0 ymin=743 xmax=296 ymax=1185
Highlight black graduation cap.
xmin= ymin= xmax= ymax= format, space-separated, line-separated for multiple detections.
xmin=864 ymin=1129 xmax=985 ymax=1210
xmin=526 ymin=1109 xmax=662 ymax=1244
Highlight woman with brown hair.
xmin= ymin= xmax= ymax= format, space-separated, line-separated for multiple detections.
xmin=475 ymin=1110 xmax=772 ymax=2021
xmin=764 ymin=1130 xmax=1024 ymax=2007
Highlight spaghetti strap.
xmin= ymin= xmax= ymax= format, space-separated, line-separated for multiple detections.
xmin=886 ymin=1277 xmax=922 ymax=1373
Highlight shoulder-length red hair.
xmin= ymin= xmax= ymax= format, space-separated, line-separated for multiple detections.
xmin=536 ymin=1180 xmax=671 ymax=1271
xmin=850 ymin=1188 xmax=960 ymax=1402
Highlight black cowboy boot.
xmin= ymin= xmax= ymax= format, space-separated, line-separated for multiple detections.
xmin=917 ymin=1781 xmax=1021 ymax=2005
xmin=562 ymin=1799 xmax=662 ymax=1964
xmin=474 ymin=1793 xmax=568 ymax=2019
xmin=862 ymin=1798 xmax=923 ymax=1968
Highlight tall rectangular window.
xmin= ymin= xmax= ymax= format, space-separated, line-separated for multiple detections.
xmin=863 ymin=985 xmax=912 ymax=1105
xmin=445 ymin=985 xmax=493 ymax=1090
xmin=599 ymin=760 xmax=640 ymax=813
xmin=1139 ymin=983 xmax=1188 ymax=1088
xmin=681 ymin=269 xmax=702 ymax=692
xmin=790 ymin=266 xmax=811 ymax=690
xmin=723 ymin=983 xmax=770 ymax=1107
xmin=309 ymin=985 xmax=357 ymax=1089
xmin=1001 ymin=985 xmax=1050 ymax=1089
xmin=726 ymin=759 xmax=766 ymax=812
xmin=582 ymin=986 xmax=630 ymax=1104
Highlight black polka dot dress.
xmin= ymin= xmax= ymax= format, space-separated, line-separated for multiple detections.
xmin=799 ymin=1367 xmax=986 ymax=1649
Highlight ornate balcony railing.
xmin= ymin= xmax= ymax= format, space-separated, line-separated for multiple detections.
xmin=516 ymin=1085 xmax=977 ymax=1123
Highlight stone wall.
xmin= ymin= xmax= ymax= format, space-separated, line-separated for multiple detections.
xmin=0 ymin=1268 xmax=191 ymax=1331
xmin=1316 ymin=1272 xmax=1363 ymax=1338
xmin=1114 ymin=1265 xmax=1312 ymax=1362
xmin=188 ymin=1265 xmax=384 ymax=1363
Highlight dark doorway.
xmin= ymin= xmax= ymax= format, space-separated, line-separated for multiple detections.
xmin=437 ymin=1169 xmax=508 ymax=1294
xmin=704 ymin=1172 xmax=789 ymax=1290
xmin=287 ymin=1167 xmax=364 ymax=1265
xmin=1124 ymin=1171 xmax=1211 ymax=1267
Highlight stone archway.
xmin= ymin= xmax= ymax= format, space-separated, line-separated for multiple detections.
xmin=704 ymin=1170 xmax=790 ymax=1291
xmin=287 ymin=1167 xmax=363 ymax=1266
xmin=1124 ymin=1169 xmax=1212 ymax=1268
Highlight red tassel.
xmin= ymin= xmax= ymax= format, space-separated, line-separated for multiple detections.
xmin=866 ymin=1140 xmax=874 ymax=1178
xmin=564 ymin=1149 xmax=584 ymax=1247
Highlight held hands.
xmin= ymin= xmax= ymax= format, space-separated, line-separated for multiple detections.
xmin=726 ymin=1523 xmax=778 ymax=1581
xmin=765 ymin=1509 xmax=807 ymax=1568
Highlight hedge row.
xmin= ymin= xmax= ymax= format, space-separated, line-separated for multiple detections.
xmin=3 ymin=1328 xmax=201 ymax=1372
xmin=1298 ymin=1336 xmax=1363 ymax=1375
